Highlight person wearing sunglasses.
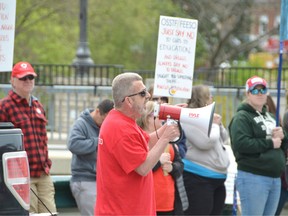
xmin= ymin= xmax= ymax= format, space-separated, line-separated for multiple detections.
xmin=0 ymin=61 xmax=57 ymax=214
xmin=229 ymin=76 xmax=288 ymax=216
xmin=95 ymin=72 xmax=180 ymax=215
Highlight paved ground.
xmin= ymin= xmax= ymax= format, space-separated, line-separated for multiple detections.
xmin=57 ymin=208 xmax=80 ymax=216
xmin=54 ymin=204 xmax=288 ymax=216
xmin=281 ymin=203 xmax=288 ymax=216
xmin=27 ymin=201 xmax=288 ymax=216
xmin=30 ymin=208 xmax=80 ymax=216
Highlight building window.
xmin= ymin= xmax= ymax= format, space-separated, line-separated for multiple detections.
xmin=259 ymin=15 xmax=268 ymax=35
xmin=274 ymin=15 xmax=280 ymax=28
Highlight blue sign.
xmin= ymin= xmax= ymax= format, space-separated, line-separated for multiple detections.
xmin=280 ymin=0 xmax=288 ymax=41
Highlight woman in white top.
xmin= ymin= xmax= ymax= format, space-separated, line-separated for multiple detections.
xmin=182 ymin=85 xmax=230 ymax=215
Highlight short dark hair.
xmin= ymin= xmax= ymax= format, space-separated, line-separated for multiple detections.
xmin=97 ymin=99 xmax=114 ymax=115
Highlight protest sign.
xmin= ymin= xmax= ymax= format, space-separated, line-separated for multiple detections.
xmin=154 ymin=16 xmax=198 ymax=99
xmin=276 ymin=0 xmax=288 ymax=125
xmin=0 ymin=0 xmax=16 ymax=72
xmin=280 ymin=0 xmax=288 ymax=41
xmin=224 ymin=145 xmax=238 ymax=205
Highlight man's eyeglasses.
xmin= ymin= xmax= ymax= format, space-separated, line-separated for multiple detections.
xmin=122 ymin=89 xmax=147 ymax=102
xmin=250 ymin=88 xmax=267 ymax=95
xmin=19 ymin=75 xmax=35 ymax=81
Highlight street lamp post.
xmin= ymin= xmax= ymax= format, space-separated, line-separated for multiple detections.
xmin=73 ymin=0 xmax=94 ymax=76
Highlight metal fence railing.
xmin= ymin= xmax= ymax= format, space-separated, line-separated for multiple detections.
xmin=1 ymin=64 xmax=288 ymax=89
xmin=0 ymin=64 xmax=125 ymax=86
xmin=1 ymin=65 xmax=288 ymax=144
xmin=1 ymin=85 xmax=287 ymax=145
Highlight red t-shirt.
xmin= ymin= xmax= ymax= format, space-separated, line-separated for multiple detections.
xmin=95 ymin=109 xmax=156 ymax=215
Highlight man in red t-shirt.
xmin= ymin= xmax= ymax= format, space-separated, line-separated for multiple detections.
xmin=95 ymin=72 xmax=180 ymax=215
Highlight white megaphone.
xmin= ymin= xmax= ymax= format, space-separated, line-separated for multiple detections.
xmin=154 ymin=102 xmax=215 ymax=137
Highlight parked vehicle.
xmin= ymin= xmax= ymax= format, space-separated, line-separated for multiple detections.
xmin=0 ymin=122 xmax=30 ymax=216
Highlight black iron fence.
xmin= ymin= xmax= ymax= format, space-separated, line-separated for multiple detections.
xmin=1 ymin=64 xmax=288 ymax=89
xmin=2 ymin=64 xmax=288 ymax=143
xmin=0 ymin=64 xmax=124 ymax=86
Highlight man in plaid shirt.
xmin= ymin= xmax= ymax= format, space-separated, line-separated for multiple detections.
xmin=0 ymin=61 xmax=56 ymax=214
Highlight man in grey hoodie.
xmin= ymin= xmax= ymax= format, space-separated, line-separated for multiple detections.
xmin=67 ymin=99 xmax=114 ymax=216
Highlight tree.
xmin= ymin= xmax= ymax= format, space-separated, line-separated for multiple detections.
xmin=14 ymin=0 xmax=279 ymax=69
xmin=14 ymin=0 xmax=184 ymax=69
xmin=14 ymin=0 xmax=78 ymax=63
xmin=172 ymin=0 xmax=279 ymax=67
xmin=88 ymin=0 xmax=185 ymax=70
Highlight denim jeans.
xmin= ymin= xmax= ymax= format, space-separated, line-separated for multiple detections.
xmin=236 ymin=170 xmax=281 ymax=216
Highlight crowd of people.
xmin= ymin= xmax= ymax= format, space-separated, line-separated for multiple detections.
xmin=2 ymin=61 xmax=288 ymax=216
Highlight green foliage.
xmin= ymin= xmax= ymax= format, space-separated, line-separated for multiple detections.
xmin=14 ymin=1 xmax=78 ymax=64
xmin=89 ymin=0 xmax=185 ymax=70
xmin=13 ymin=0 xmax=205 ymax=70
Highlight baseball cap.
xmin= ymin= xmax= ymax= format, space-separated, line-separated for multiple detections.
xmin=245 ymin=76 xmax=267 ymax=92
xmin=11 ymin=61 xmax=37 ymax=78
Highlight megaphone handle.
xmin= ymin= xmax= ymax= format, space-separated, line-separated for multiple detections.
xmin=163 ymin=145 xmax=170 ymax=176
xmin=169 ymin=121 xmax=183 ymax=144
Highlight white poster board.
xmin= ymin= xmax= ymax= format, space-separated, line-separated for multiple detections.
xmin=153 ymin=16 xmax=198 ymax=99
xmin=0 ymin=0 xmax=16 ymax=72
xmin=224 ymin=145 xmax=238 ymax=205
